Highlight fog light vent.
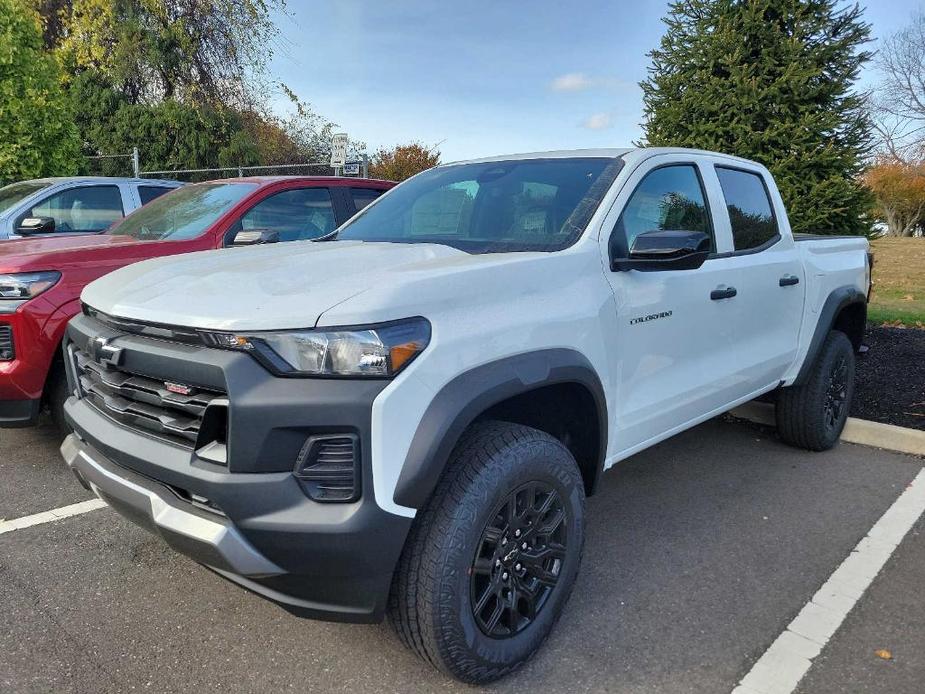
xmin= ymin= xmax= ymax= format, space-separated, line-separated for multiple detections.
xmin=294 ymin=434 xmax=360 ymax=503
xmin=0 ymin=324 xmax=13 ymax=361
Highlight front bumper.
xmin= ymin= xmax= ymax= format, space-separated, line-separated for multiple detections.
xmin=63 ymin=434 xmax=283 ymax=577
xmin=0 ymin=301 xmax=60 ymax=424
xmin=61 ymin=312 xmax=414 ymax=623
xmin=0 ymin=397 xmax=42 ymax=427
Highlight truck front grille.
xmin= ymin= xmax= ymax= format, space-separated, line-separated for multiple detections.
xmin=0 ymin=324 xmax=12 ymax=360
xmin=73 ymin=347 xmax=226 ymax=448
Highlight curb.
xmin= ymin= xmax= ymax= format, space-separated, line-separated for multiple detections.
xmin=729 ymin=402 xmax=925 ymax=457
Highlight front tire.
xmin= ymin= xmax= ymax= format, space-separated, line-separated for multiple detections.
xmin=388 ymin=421 xmax=586 ymax=684
xmin=776 ymin=330 xmax=855 ymax=451
xmin=47 ymin=368 xmax=71 ymax=439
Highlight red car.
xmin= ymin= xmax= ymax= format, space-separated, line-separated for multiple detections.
xmin=0 ymin=176 xmax=394 ymax=432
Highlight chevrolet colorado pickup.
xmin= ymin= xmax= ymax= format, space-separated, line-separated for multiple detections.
xmin=0 ymin=176 xmax=392 ymax=431
xmin=60 ymin=148 xmax=870 ymax=683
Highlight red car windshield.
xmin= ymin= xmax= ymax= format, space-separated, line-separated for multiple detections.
xmin=108 ymin=182 xmax=258 ymax=241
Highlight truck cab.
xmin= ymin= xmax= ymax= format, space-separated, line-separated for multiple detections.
xmin=0 ymin=177 xmax=182 ymax=240
xmin=59 ymin=149 xmax=869 ymax=684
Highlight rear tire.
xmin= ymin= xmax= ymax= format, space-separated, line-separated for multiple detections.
xmin=388 ymin=421 xmax=586 ymax=684
xmin=776 ymin=330 xmax=855 ymax=451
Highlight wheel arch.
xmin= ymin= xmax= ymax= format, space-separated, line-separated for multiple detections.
xmin=793 ymin=285 xmax=866 ymax=386
xmin=392 ymin=349 xmax=608 ymax=509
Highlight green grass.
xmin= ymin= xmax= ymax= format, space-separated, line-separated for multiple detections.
xmin=868 ymin=238 xmax=925 ymax=328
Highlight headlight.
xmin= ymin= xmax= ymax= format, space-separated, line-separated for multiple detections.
xmin=0 ymin=272 xmax=61 ymax=300
xmin=205 ymin=317 xmax=431 ymax=377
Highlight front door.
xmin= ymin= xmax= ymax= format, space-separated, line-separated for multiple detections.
xmin=602 ymin=159 xmax=744 ymax=453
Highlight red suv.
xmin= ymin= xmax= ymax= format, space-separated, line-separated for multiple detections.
xmin=0 ymin=176 xmax=394 ymax=432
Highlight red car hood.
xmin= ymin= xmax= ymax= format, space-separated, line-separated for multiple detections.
xmin=0 ymin=234 xmax=145 ymax=273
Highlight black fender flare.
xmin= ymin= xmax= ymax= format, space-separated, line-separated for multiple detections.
xmin=392 ymin=349 xmax=608 ymax=509
xmin=793 ymin=285 xmax=866 ymax=385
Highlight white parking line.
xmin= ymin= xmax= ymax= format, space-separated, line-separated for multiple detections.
xmin=733 ymin=467 xmax=925 ymax=694
xmin=0 ymin=498 xmax=107 ymax=535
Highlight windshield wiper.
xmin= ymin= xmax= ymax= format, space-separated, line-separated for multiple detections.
xmin=313 ymin=229 xmax=339 ymax=242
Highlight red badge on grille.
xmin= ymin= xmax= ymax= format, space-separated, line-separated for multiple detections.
xmin=164 ymin=382 xmax=194 ymax=396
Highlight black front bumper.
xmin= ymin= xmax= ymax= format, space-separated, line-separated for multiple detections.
xmin=62 ymin=312 xmax=413 ymax=623
xmin=0 ymin=397 xmax=41 ymax=427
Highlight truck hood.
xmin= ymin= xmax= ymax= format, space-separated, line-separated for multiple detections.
xmin=0 ymin=233 xmax=138 ymax=272
xmin=82 ymin=240 xmax=474 ymax=330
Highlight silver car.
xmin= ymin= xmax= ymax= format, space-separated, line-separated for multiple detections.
xmin=0 ymin=177 xmax=182 ymax=240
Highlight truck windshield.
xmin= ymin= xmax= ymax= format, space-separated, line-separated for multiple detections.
xmin=332 ymin=157 xmax=622 ymax=253
xmin=108 ymin=182 xmax=258 ymax=241
xmin=0 ymin=181 xmax=49 ymax=214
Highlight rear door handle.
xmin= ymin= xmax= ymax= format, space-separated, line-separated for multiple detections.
xmin=710 ymin=286 xmax=737 ymax=300
xmin=779 ymin=275 xmax=800 ymax=287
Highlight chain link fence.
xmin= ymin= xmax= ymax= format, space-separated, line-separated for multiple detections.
xmin=80 ymin=149 xmax=369 ymax=183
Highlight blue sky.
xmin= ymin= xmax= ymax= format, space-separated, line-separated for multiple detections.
xmin=269 ymin=1 xmax=922 ymax=162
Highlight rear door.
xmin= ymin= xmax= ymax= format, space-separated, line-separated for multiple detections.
xmin=601 ymin=155 xmax=747 ymax=452
xmin=711 ymin=165 xmax=805 ymax=391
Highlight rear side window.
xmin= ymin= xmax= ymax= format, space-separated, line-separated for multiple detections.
xmin=715 ymin=167 xmax=779 ymax=251
xmin=235 ymin=188 xmax=336 ymax=242
xmin=138 ymin=185 xmax=174 ymax=206
xmin=25 ymin=185 xmax=124 ymax=233
xmin=613 ymin=164 xmax=713 ymax=256
xmin=350 ymin=187 xmax=384 ymax=212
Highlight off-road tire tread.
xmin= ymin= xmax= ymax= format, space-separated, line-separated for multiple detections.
xmin=387 ymin=420 xmax=584 ymax=683
xmin=776 ymin=330 xmax=854 ymax=451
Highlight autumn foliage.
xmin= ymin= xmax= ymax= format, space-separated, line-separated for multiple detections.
xmin=369 ymin=143 xmax=440 ymax=181
xmin=863 ymin=160 xmax=925 ymax=237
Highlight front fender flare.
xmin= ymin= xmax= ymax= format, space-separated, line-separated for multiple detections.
xmin=392 ymin=349 xmax=607 ymax=509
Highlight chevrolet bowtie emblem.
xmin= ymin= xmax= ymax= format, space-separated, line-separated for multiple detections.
xmin=88 ymin=336 xmax=124 ymax=367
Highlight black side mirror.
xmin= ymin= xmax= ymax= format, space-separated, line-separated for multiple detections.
xmin=232 ymin=229 xmax=280 ymax=247
xmin=612 ymin=229 xmax=711 ymax=272
xmin=16 ymin=216 xmax=56 ymax=236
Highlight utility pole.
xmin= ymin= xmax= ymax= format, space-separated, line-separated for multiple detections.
xmin=132 ymin=147 xmax=140 ymax=177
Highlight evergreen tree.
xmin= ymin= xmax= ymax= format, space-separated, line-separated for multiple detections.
xmin=0 ymin=0 xmax=79 ymax=182
xmin=640 ymin=0 xmax=873 ymax=235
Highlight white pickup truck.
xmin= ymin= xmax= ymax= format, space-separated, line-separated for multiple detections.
xmin=60 ymin=148 xmax=870 ymax=683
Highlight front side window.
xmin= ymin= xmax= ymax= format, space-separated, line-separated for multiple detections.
xmin=715 ymin=167 xmax=778 ymax=251
xmin=333 ymin=157 xmax=622 ymax=253
xmin=232 ymin=188 xmax=336 ymax=242
xmin=0 ymin=181 xmax=49 ymax=214
xmin=613 ymin=165 xmax=713 ymax=257
xmin=24 ymin=185 xmax=124 ymax=233
xmin=108 ymin=182 xmax=257 ymax=241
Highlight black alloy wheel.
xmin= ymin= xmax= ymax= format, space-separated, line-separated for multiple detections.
xmin=823 ymin=354 xmax=849 ymax=433
xmin=470 ymin=481 xmax=568 ymax=638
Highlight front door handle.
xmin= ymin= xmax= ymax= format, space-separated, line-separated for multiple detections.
xmin=710 ymin=286 xmax=737 ymax=300
xmin=779 ymin=274 xmax=800 ymax=287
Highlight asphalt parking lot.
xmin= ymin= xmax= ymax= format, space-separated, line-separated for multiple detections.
xmin=1 ymin=417 xmax=923 ymax=693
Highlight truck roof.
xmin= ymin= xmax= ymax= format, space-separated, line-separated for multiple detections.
xmin=16 ymin=176 xmax=181 ymax=185
xmin=446 ymin=147 xmax=764 ymax=169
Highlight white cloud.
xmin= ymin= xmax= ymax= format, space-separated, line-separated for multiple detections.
xmin=581 ymin=113 xmax=613 ymax=130
xmin=550 ymin=73 xmax=634 ymax=93
xmin=550 ymin=72 xmax=595 ymax=92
